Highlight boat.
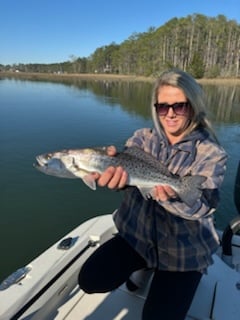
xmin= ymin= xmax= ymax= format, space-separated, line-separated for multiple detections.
xmin=0 ymin=162 xmax=240 ymax=320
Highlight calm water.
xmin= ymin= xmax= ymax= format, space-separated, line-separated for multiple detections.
xmin=0 ymin=78 xmax=239 ymax=282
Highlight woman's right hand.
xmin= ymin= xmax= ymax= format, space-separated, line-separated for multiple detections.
xmin=91 ymin=146 xmax=128 ymax=190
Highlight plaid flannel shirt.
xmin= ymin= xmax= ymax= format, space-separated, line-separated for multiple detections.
xmin=113 ymin=127 xmax=227 ymax=271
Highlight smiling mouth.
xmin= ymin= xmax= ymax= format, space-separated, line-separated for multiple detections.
xmin=166 ymin=120 xmax=177 ymax=126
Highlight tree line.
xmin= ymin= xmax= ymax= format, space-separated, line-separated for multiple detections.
xmin=1 ymin=14 xmax=239 ymax=78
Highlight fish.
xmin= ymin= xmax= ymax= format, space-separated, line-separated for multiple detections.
xmin=34 ymin=146 xmax=206 ymax=207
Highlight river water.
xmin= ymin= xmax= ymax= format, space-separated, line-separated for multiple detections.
xmin=0 ymin=78 xmax=239 ymax=281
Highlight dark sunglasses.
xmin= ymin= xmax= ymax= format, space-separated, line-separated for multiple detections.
xmin=154 ymin=101 xmax=190 ymax=116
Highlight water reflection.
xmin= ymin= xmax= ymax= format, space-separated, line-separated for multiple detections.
xmin=9 ymin=76 xmax=238 ymax=123
xmin=68 ymin=80 xmax=153 ymax=119
xmin=45 ymin=78 xmax=240 ymax=124
xmin=204 ymin=84 xmax=240 ymax=123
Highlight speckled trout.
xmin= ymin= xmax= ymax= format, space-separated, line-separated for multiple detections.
xmin=34 ymin=146 xmax=206 ymax=206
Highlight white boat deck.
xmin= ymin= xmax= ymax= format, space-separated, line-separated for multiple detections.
xmin=1 ymin=214 xmax=240 ymax=320
xmin=57 ymin=285 xmax=145 ymax=320
xmin=56 ymin=254 xmax=240 ymax=320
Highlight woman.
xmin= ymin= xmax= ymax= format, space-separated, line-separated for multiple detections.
xmin=78 ymin=69 xmax=227 ymax=320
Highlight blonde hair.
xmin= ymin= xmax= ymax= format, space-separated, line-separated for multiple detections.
xmin=151 ymin=69 xmax=218 ymax=142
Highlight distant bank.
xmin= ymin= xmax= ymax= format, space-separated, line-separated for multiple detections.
xmin=0 ymin=71 xmax=240 ymax=85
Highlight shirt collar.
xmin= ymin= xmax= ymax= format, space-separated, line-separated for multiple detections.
xmin=153 ymin=127 xmax=209 ymax=153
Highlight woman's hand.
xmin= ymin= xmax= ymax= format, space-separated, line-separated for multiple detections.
xmin=91 ymin=146 xmax=128 ymax=189
xmin=154 ymin=185 xmax=177 ymax=202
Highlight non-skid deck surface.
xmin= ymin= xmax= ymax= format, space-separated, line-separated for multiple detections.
xmin=57 ymin=285 xmax=145 ymax=320
xmin=56 ymin=282 xmax=215 ymax=320
xmin=56 ymin=255 xmax=240 ymax=320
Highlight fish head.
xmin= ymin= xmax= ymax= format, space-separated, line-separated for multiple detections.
xmin=34 ymin=151 xmax=78 ymax=178
xmin=34 ymin=147 xmax=107 ymax=181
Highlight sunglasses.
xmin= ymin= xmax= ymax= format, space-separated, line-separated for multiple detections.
xmin=154 ymin=101 xmax=190 ymax=116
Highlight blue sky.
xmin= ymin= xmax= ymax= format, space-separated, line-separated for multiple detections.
xmin=1 ymin=0 xmax=239 ymax=65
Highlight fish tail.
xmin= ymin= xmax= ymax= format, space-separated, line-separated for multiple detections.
xmin=178 ymin=175 xmax=206 ymax=207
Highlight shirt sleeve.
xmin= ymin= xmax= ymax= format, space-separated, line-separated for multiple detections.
xmin=125 ymin=128 xmax=154 ymax=150
xmin=158 ymin=141 xmax=228 ymax=220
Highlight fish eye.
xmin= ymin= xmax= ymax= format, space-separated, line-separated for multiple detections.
xmin=46 ymin=153 xmax=52 ymax=160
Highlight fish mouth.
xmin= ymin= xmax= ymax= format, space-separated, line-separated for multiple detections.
xmin=33 ymin=155 xmax=46 ymax=169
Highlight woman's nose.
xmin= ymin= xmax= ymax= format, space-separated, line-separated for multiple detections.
xmin=166 ymin=106 xmax=176 ymax=117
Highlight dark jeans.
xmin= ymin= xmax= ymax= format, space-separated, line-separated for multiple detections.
xmin=78 ymin=235 xmax=202 ymax=320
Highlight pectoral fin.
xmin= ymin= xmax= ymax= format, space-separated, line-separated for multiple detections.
xmin=72 ymin=168 xmax=97 ymax=190
xmin=82 ymin=174 xmax=97 ymax=190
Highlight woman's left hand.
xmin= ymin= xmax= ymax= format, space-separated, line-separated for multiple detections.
xmin=154 ymin=185 xmax=177 ymax=202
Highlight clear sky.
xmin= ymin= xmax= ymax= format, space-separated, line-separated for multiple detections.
xmin=1 ymin=0 xmax=239 ymax=65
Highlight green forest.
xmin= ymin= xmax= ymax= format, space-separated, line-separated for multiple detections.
xmin=1 ymin=14 xmax=240 ymax=78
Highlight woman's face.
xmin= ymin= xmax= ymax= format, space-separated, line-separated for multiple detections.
xmin=156 ymin=85 xmax=191 ymax=144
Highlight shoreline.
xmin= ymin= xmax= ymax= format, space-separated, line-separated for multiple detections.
xmin=1 ymin=71 xmax=240 ymax=84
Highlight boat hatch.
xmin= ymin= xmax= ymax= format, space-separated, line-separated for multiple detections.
xmin=57 ymin=236 xmax=79 ymax=250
